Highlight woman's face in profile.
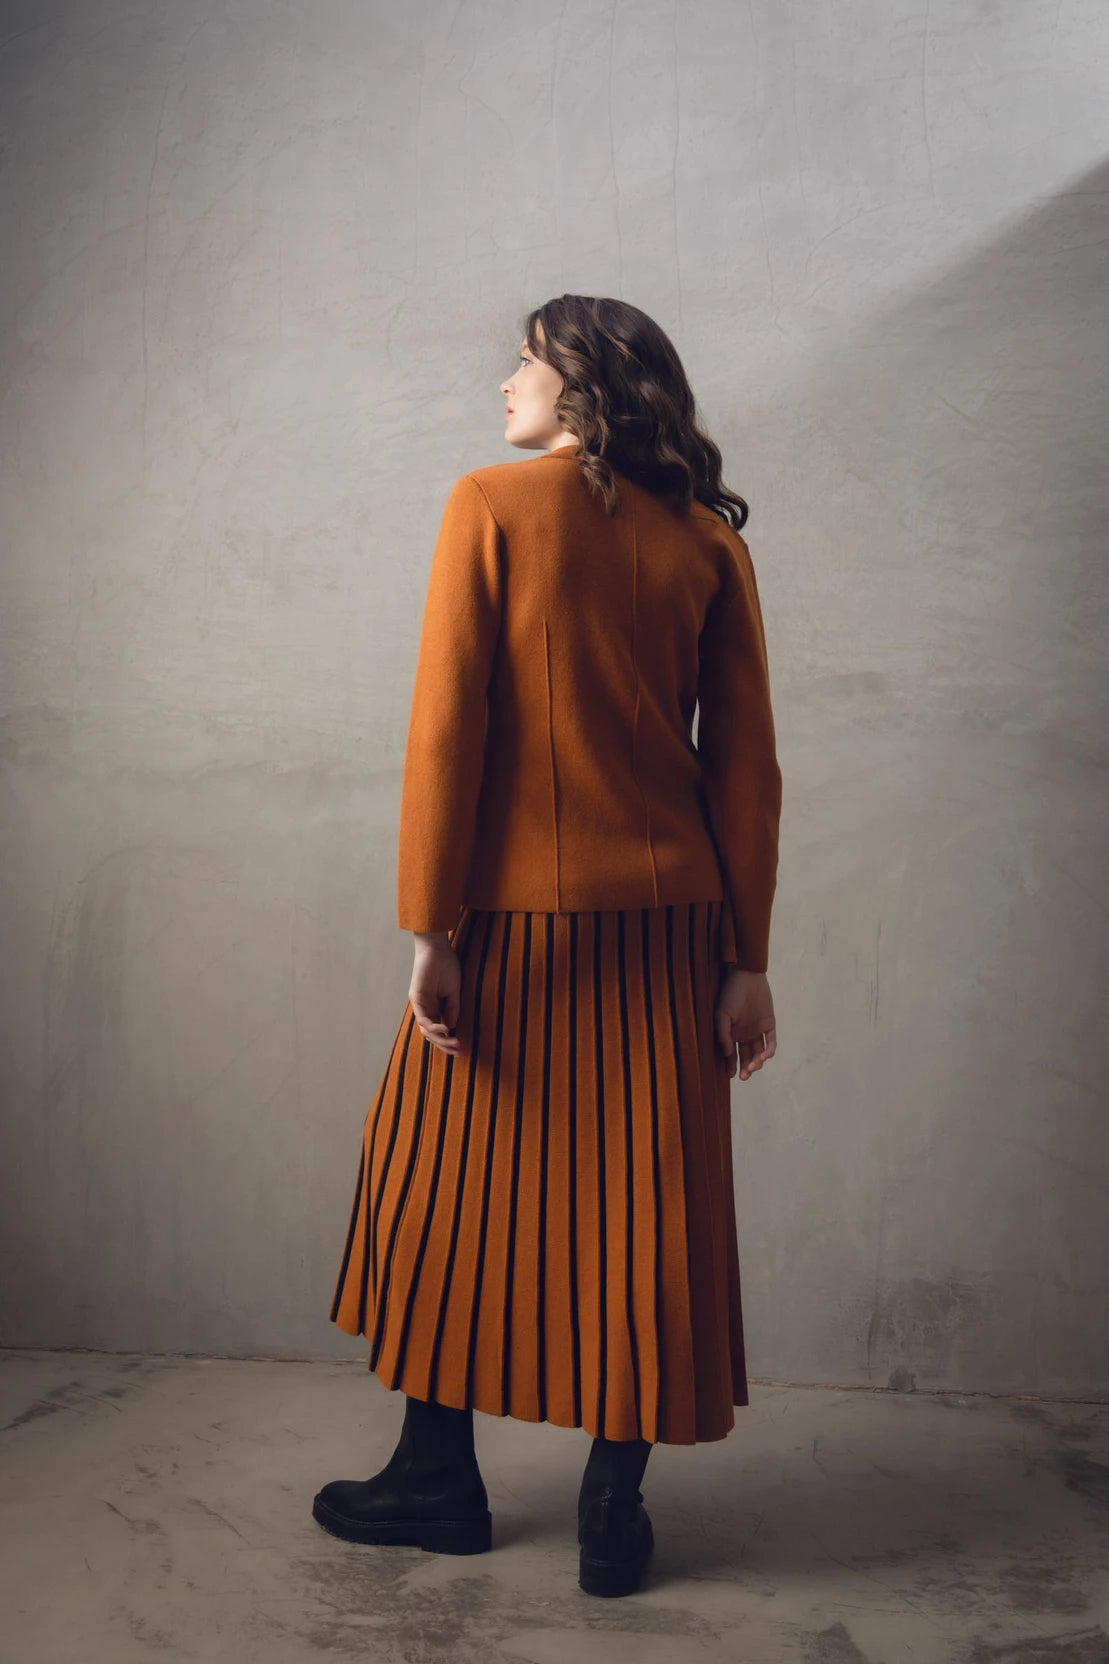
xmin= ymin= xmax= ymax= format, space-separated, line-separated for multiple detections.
xmin=500 ymin=335 xmax=567 ymax=452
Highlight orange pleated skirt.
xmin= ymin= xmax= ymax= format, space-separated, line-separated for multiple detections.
xmin=329 ymin=898 xmax=748 ymax=1444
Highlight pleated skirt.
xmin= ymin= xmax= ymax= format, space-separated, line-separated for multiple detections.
xmin=329 ymin=897 xmax=749 ymax=1444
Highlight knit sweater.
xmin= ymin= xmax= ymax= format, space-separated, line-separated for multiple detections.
xmin=396 ymin=438 xmax=782 ymax=972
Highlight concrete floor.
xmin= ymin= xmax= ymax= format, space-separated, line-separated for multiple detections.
xmin=1 ymin=1351 xmax=1107 ymax=1663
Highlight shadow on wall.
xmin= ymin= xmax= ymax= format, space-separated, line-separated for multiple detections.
xmin=738 ymin=160 xmax=1109 ymax=1399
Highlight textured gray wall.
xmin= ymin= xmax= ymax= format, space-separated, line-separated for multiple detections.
xmin=2 ymin=0 xmax=1107 ymax=1396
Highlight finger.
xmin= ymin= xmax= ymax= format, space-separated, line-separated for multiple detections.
xmin=740 ymin=1049 xmax=768 ymax=1080
xmin=410 ymin=1001 xmax=460 ymax=1051
xmin=419 ymin=1025 xmax=460 ymax=1054
xmin=743 ymin=1039 xmax=768 ymax=1079
xmin=746 ymin=1029 xmax=772 ymax=1065
xmin=411 ymin=996 xmax=448 ymax=1035
xmin=715 ymin=1007 xmax=734 ymax=1062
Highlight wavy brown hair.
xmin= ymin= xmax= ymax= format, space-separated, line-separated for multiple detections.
xmin=520 ymin=294 xmax=749 ymax=530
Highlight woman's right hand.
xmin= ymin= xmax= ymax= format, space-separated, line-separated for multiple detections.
xmin=715 ymin=968 xmax=777 ymax=1082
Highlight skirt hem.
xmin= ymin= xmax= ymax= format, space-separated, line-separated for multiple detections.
xmin=329 ymin=1321 xmax=747 ymax=1445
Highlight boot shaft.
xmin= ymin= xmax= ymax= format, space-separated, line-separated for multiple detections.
xmin=395 ymin=1394 xmax=487 ymax=1510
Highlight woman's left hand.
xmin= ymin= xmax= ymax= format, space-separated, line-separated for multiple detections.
xmin=409 ymin=934 xmax=462 ymax=1056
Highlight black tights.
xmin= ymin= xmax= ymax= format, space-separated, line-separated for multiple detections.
xmin=580 ymin=1432 xmax=653 ymax=1496
xmin=404 ymin=1391 xmax=652 ymax=1484
xmin=401 ymin=1395 xmax=652 ymax=1494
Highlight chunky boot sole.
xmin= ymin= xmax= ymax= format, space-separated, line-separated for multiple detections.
xmin=312 ymin=1491 xmax=492 ymax=1553
xmin=578 ymin=1511 xmax=654 ymax=1596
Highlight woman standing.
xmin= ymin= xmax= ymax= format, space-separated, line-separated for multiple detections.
xmin=314 ymin=294 xmax=782 ymax=1598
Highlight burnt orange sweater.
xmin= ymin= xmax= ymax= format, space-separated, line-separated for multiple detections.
xmin=397 ymin=439 xmax=782 ymax=972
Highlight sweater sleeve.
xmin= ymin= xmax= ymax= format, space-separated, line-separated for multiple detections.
xmin=397 ymin=474 xmax=504 ymax=934
xmin=695 ymin=536 xmax=783 ymax=972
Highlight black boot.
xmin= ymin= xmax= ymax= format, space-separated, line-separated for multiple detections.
xmin=577 ymin=1433 xmax=654 ymax=1596
xmin=312 ymin=1393 xmax=492 ymax=1555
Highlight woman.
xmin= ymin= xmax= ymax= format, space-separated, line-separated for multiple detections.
xmin=314 ymin=294 xmax=782 ymax=1599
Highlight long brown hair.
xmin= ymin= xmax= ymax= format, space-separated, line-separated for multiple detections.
xmin=521 ymin=294 xmax=749 ymax=530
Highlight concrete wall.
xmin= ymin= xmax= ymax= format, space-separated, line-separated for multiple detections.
xmin=2 ymin=0 xmax=1107 ymax=1395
